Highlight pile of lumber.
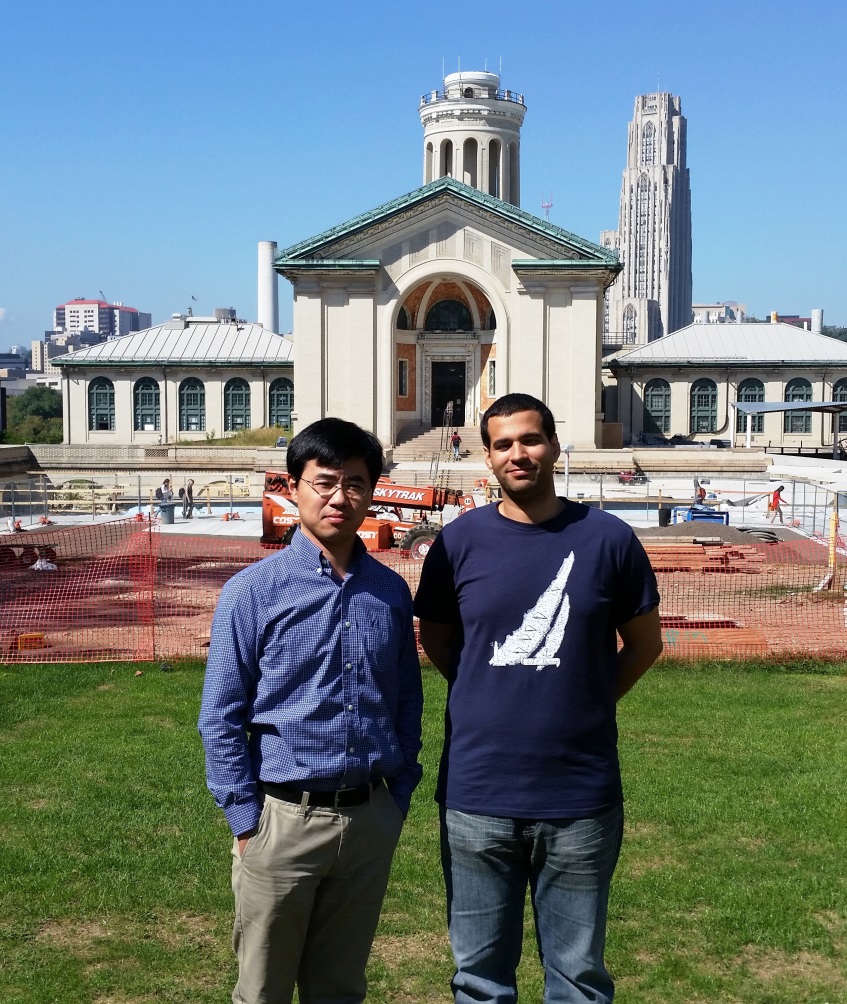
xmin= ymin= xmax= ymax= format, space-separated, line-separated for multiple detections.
xmin=643 ymin=541 xmax=764 ymax=573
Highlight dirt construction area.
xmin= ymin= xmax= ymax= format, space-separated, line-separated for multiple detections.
xmin=1 ymin=521 xmax=845 ymax=663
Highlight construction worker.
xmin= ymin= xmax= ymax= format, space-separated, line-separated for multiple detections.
xmin=769 ymin=485 xmax=786 ymax=524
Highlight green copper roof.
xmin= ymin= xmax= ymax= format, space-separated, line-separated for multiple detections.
xmin=275 ymin=177 xmax=618 ymax=266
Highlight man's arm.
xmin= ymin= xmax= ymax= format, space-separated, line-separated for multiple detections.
xmin=385 ymin=602 xmax=424 ymax=815
xmin=198 ymin=578 xmax=263 ymax=838
xmin=418 ymin=619 xmax=460 ymax=680
xmin=616 ymin=606 xmax=662 ymax=700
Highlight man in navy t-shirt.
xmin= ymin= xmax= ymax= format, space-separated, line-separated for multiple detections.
xmin=415 ymin=393 xmax=662 ymax=1004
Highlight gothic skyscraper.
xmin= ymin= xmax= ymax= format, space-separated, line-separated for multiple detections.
xmin=602 ymin=93 xmax=692 ymax=348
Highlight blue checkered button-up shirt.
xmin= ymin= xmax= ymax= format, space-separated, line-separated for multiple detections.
xmin=199 ymin=530 xmax=424 ymax=836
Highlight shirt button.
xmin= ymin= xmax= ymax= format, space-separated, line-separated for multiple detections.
xmin=348 ymin=746 xmax=355 ymax=753
xmin=346 ymin=662 xmax=352 ymax=669
xmin=347 ymin=704 xmax=354 ymax=711
xmin=340 ymin=784 xmax=347 ymax=789
xmin=344 ymin=621 xmax=351 ymax=628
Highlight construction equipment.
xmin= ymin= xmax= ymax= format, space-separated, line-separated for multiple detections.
xmin=261 ymin=472 xmax=485 ymax=558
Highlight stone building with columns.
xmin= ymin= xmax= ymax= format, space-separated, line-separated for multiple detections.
xmin=55 ymin=315 xmax=293 ymax=444
xmin=605 ymin=319 xmax=847 ymax=449
xmin=276 ymin=71 xmax=621 ymax=451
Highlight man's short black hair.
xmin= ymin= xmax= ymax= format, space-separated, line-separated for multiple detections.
xmin=286 ymin=418 xmax=384 ymax=488
xmin=481 ymin=393 xmax=557 ymax=448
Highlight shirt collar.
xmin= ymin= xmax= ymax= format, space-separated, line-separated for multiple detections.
xmin=288 ymin=525 xmax=367 ymax=575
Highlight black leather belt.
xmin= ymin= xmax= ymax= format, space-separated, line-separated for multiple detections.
xmin=260 ymin=778 xmax=382 ymax=808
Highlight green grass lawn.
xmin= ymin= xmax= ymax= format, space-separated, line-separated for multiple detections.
xmin=0 ymin=660 xmax=844 ymax=1003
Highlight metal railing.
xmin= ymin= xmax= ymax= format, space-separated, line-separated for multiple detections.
xmin=420 ymin=88 xmax=524 ymax=106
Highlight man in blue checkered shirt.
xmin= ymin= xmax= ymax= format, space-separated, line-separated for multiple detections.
xmin=199 ymin=418 xmax=423 ymax=1004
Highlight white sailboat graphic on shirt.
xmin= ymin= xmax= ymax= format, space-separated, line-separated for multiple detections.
xmin=489 ymin=552 xmax=575 ymax=669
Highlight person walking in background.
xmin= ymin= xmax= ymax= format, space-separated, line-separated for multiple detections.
xmin=416 ymin=393 xmax=662 ymax=1004
xmin=181 ymin=478 xmax=194 ymax=519
xmin=199 ymin=417 xmax=423 ymax=1004
xmin=451 ymin=429 xmax=462 ymax=461
xmin=157 ymin=478 xmax=174 ymax=503
xmin=768 ymin=484 xmax=785 ymax=524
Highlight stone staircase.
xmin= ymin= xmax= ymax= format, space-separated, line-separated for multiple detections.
xmin=393 ymin=424 xmax=485 ymax=461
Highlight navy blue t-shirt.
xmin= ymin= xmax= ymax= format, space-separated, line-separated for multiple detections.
xmin=414 ymin=500 xmax=659 ymax=819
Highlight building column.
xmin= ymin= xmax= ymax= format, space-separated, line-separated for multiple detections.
xmin=291 ymin=282 xmax=325 ymax=433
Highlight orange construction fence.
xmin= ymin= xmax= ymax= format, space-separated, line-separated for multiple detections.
xmin=0 ymin=520 xmax=845 ymax=664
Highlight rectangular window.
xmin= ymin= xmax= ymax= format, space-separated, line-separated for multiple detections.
xmin=487 ymin=360 xmax=496 ymax=396
xmin=398 ymin=358 xmax=409 ymax=398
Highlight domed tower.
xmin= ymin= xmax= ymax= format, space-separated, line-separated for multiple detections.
xmin=419 ymin=71 xmax=526 ymax=206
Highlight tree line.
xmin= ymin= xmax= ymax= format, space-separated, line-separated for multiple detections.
xmin=1 ymin=386 xmax=63 ymax=443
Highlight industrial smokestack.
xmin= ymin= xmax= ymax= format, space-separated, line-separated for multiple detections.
xmin=811 ymin=309 xmax=823 ymax=335
xmin=258 ymin=241 xmax=279 ymax=332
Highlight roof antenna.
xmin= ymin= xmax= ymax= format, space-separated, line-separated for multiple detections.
xmin=541 ymin=192 xmax=553 ymax=221
xmin=442 ymin=56 xmax=445 ymax=87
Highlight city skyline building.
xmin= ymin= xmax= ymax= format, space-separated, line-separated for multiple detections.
xmin=602 ymin=92 xmax=692 ymax=349
xmin=53 ymin=298 xmax=152 ymax=339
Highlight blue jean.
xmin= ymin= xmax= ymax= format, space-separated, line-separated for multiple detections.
xmin=440 ymin=805 xmax=624 ymax=1004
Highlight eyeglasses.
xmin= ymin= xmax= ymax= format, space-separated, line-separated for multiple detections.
xmin=299 ymin=476 xmax=371 ymax=501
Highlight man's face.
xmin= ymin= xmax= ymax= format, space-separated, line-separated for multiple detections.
xmin=290 ymin=458 xmax=373 ymax=552
xmin=484 ymin=410 xmax=560 ymax=502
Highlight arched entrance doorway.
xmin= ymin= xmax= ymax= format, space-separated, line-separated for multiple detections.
xmin=431 ymin=361 xmax=466 ymax=425
xmin=395 ymin=278 xmax=497 ymax=431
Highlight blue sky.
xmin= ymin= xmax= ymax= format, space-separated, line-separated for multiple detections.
xmin=2 ymin=0 xmax=845 ymax=351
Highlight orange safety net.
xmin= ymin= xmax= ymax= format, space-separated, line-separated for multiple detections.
xmin=0 ymin=519 xmax=156 ymax=663
xmin=1 ymin=524 xmax=845 ymax=663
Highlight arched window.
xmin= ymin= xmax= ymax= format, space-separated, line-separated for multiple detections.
xmin=441 ymin=140 xmax=453 ymax=178
xmin=690 ymin=378 xmax=718 ymax=434
xmin=644 ymin=378 xmax=671 ymax=434
xmin=133 ymin=377 xmax=160 ymax=432
xmin=736 ymin=378 xmax=764 ymax=433
xmin=425 ymin=299 xmax=472 ymax=332
xmin=486 ymin=309 xmax=497 ymax=331
xmin=833 ymin=378 xmax=847 ymax=433
xmin=425 ymin=142 xmax=433 ymax=184
xmin=224 ymin=378 xmax=251 ymax=432
xmin=623 ymin=304 xmax=637 ymax=344
xmin=88 ymin=377 xmax=115 ymax=431
xmin=463 ymin=87 xmax=474 ymax=98
xmin=463 ymin=138 xmax=478 ymax=188
xmin=269 ymin=377 xmax=294 ymax=429
xmin=784 ymin=378 xmax=812 ymax=434
xmin=179 ymin=377 xmax=205 ymax=432
xmin=641 ymin=122 xmax=655 ymax=166
xmin=396 ymin=306 xmax=409 ymax=330
xmin=488 ymin=139 xmax=501 ymax=197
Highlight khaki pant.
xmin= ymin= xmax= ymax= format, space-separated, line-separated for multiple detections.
xmin=231 ymin=782 xmax=404 ymax=1004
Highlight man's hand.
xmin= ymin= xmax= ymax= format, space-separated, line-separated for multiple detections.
xmin=237 ymin=830 xmax=257 ymax=856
